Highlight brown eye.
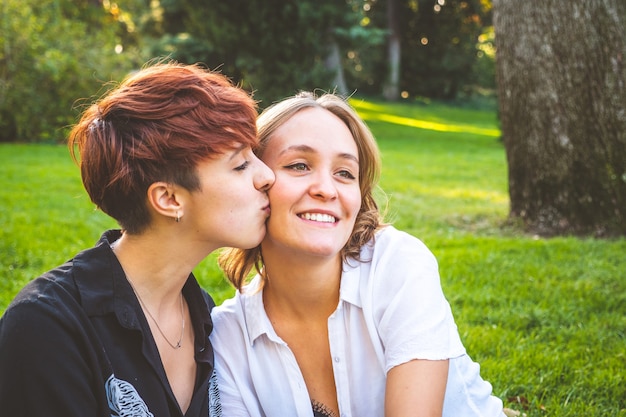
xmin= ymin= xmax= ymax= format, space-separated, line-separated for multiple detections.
xmin=337 ymin=170 xmax=356 ymax=180
xmin=286 ymin=163 xmax=308 ymax=171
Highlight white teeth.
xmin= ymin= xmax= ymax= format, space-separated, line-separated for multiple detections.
xmin=300 ymin=213 xmax=336 ymax=223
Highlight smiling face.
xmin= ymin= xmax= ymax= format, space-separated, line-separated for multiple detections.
xmin=184 ymin=145 xmax=274 ymax=251
xmin=260 ymin=107 xmax=362 ymax=261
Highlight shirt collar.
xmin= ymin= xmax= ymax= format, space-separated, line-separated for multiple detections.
xmin=240 ymin=277 xmax=281 ymax=346
xmin=241 ymin=261 xmax=363 ymax=346
xmin=73 ymin=230 xmax=132 ymax=318
xmin=341 ymin=235 xmax=378 ymax=308
xmin=72 ymin=230 xmax=214 ymax=359
xmin=339 ymin=259 xmax=362 ymax=308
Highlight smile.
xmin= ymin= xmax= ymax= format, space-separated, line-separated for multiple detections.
xmin=299 ymin=213 xmax=337 ymax=223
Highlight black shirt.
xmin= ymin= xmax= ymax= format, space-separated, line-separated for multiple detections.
xmin=0 ymin=230 xmax=215 ymax=417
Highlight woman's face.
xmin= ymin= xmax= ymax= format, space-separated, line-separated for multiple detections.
xmin=184 ymin=145 xmax=274 ymax=251
xmin=260 ymin=107 xmax=362 ymax=260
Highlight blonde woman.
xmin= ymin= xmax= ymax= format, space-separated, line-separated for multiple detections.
xmin=211 ymin=92 xmax=505 ymax=417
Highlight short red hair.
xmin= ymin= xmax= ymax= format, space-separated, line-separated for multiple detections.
xmin=69 ymin=62 xmax=258 ymax=234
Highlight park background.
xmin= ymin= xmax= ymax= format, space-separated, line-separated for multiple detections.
xmin=1 ymin=1 xmax=625 ymax=416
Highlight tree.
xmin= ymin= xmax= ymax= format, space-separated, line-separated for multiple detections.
xmin=141 ymin=0 xmax=395 ymax=105
xmin=383 ymin=0 xmax=401 ymax=100
xmin=143 ymin=0 xmax=362 ymax=106
xmin=493 ymin=0 xmax=626 ymax=236
xmin=0 ymin=0 xmax=142 ymax=142
xmin=364 ymin=0 xmax=492 ymax=100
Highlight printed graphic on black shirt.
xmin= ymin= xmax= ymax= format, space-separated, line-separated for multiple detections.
xmin=106 ymin=375 xmax=154 ymax=417
xmin=208 ymin=370 xmax=222 ymax=417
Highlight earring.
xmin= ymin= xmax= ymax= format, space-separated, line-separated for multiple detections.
xmin=175 ymin=212 xmax=181 ymax=223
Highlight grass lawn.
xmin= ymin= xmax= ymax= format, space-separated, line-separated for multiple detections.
xmin=1 ymin=98 xmax=624 ymax=416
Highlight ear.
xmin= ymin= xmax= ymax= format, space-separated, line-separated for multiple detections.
xmin=147 ymin=182 xmax=184 ymax=222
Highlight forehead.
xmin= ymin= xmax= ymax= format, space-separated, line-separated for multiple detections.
xmin=267 ymin=107 xmax=358 ymax=155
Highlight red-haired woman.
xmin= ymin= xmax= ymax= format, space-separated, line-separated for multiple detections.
xmin=0 ymin=62 xmax=274 ymax=417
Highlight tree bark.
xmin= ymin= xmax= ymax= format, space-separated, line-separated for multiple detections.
xmin=383 ymin=0 xmax=401 ymax=101
xmin=494 ymin=0 xmax=626 ymax=236
xmin=325 ymin=39 xmax=348 ymax=96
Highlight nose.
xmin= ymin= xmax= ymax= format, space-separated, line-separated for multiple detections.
xmin=309 ymin=171 xmax=338 ymax=200
xmin=255 ymin=158 xmax=275 ymax=192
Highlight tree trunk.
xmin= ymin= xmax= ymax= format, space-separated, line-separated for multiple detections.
xmin=325 ymin=39 xmax=348 ymax=96
xmin=383 ymin=0 xmax=401 ymax=101
xmin=493 ymin=0 xmax=626 ymax=237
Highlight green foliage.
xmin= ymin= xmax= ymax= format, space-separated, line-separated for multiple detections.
xmin=1 ymin=0 xmax=497 ymax=144
xmin=142 ymin=0 xmax=320 ymax=104
xmin=1 ymin=100 xmax=624 ymax=416
xmin=0 ymin=0 xmax=144 ymax=142
xmin=144 ymin=0 xmax=388 ymax=105
xmin=125 ymin=0 xmax=496 ymax=102
xmin=361 ymin=0 xmax=494 ymax=99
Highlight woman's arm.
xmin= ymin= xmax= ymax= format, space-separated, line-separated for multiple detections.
xmin=385 ymin=359 xmax=449 ymax=417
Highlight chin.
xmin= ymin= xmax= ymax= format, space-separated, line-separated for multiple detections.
xmin=306 ymin=246 xmax=343 ymax=258
xmin=247 ymin=234 xmax=266 ymax=249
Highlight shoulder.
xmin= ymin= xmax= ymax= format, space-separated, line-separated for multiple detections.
xmin=378 ymin=225 xmax=434 ymax=251
xmin=211 ymin=278 xmax=266 ymax=349
xmin=6 ymin=230 xmax=117 ymax=314
xmin=351 ymin=226 xmax=445 ymax=317
xmin=4 ymin=261 xmax=78 ymax=318
xmin=211 ymin=294 xmax=241 ymax=327
xmin=210 ymin=289 xmax=251 ymax=343
xmin=0 ymin=262 xmax=90 ymax=359
xmin=361 ymin=226 xmax=438 ymax=273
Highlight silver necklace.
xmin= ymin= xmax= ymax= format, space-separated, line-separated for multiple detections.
xmin=128 ymin=278 xmax=185 ymax=350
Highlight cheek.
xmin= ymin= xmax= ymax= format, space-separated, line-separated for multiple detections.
xmin=267 ymin=176 xmax=293 ymax=203
xmin=348 ymin=189 xmax=362 ymax=218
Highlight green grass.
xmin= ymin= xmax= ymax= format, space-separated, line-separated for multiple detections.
xmin=1 ymin=99 xmax=625 ymax=416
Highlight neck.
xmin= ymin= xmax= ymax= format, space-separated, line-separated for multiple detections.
xmin=111 ymin=232 xmax=192 ymax=302
xmin=111 ymin=232 xmax=194 ymax=352
xmin=261 ymin=250 xmax=343 ymax=320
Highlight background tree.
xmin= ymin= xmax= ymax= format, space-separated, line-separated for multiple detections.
xmin=0 ymin=0 xmax=143 ymax=142
xmin=146 ymin=0 xmax=373 ymax=106
xmin=493 ymin=0 xmax=626 ymax=236
xmin=363 ymin=0 xmax=492 ymax=100
xmin=1 ymin=0 xmax=497 ymax=141
xmin=383 ymin=0 xmax=401 ymax=100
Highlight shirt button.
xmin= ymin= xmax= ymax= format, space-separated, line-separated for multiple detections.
xmin=334 ymin=356 xmax=340 ymax=363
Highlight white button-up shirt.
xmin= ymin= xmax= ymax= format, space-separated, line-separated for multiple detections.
xmin=211 ymin=226 xmax=505 ymax=417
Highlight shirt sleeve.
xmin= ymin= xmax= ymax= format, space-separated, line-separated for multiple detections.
xmin=210 ymin=299 xmax=258 ymax=417
xmin=366 ymin=228 xmax=466 ymax=372
xmin=0 ymin=292 xmax=106 ymax=416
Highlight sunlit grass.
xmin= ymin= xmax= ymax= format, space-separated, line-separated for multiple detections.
xmin=1 ymin=98 xmax=625 ymax=416
xmin=352 ymin=100 xmax=501 ymax=137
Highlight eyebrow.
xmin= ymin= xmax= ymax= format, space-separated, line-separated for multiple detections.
xmin=279 ymin=144 xmax=359 ymax=163
xmin=228 ymin=144 xmax=248 ymax=161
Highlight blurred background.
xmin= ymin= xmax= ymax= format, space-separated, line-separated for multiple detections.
xmin=1 ymin=3 xmax=625 ymax=414
xmin=0 ymin=0 xmax=495 ymax=143
xmin=1 ymin=0 xmax=624 ymax=236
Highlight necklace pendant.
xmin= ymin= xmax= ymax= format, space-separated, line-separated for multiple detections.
xmin=126 ymin=278 xmax=186 ymax=350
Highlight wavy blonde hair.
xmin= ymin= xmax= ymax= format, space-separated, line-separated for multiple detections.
xmin=219 ymin=92 xmax=386 ymax=290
